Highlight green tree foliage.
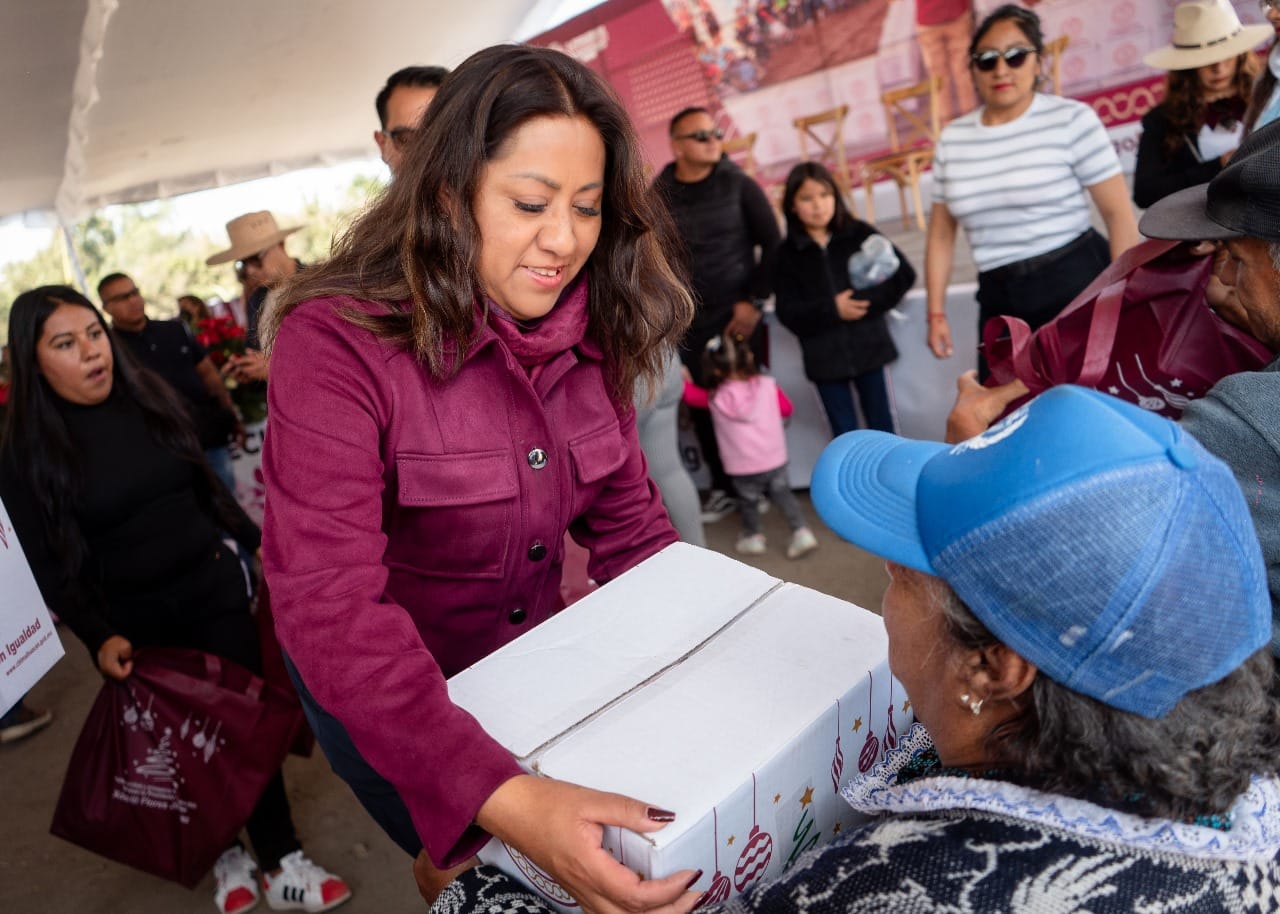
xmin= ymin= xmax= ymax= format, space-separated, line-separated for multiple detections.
xmin=0 ymin=171 xmax=385 ymax=346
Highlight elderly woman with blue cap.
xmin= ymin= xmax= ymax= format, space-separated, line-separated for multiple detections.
xmin=420 ymin=385 xmax=1280 ymax=912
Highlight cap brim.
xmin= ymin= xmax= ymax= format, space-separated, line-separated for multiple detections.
xmin=810 ymin=431 xmax=948 ymax=574
xmin=1139 ymin=183 xmax=1241 ymax=241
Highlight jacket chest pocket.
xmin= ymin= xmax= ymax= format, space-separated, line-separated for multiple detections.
xmin=567 ymin=421 xmax=626 ymax=515
xmin=386 ymin=450 xmax=517 ymax=580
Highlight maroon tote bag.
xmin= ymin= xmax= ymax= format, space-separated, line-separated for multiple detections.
xmin=983 ymin=238 xmax=1272 ymax=418
xmin=50 ymin=647 xmax=302 ymax=888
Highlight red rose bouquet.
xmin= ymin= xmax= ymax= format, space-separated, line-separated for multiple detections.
xmin=196 ymin=317 xmax=266 ymax=422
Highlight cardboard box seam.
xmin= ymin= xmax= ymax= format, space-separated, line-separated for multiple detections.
xmin=525 ymin=579 xmax=787 ymax=767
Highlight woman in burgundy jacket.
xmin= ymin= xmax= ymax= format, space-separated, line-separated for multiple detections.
xmin=258 ymin=45 xmax=701 ymax=914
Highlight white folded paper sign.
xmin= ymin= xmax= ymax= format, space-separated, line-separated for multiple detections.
xmin=0 ymin=497 xmax=64 ymax=716
xmin=449 ymin=542 xmax=910 ymax=910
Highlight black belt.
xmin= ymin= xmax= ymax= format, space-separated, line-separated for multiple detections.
xmin=979 ymin=230 xmax=1099 ymax=283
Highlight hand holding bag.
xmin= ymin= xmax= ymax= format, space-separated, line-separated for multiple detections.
xmin=983 ymin=238 xmax=1273 ymax=418
xmin=50 ymin=647 xmax=302 ymax=888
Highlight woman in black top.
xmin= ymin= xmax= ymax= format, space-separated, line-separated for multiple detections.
xmin=1132 ymin=1 xmax=1268 ymax=208
xmin=773 ymin=162 xmax=916 ymax=437
xmin=0 ymin=286 xmax=350 ymax=914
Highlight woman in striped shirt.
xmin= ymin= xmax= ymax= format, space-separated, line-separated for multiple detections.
xmin=924 ymin=4 xmax=1139 ymax=379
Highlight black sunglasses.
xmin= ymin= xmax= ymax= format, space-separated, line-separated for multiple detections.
xmin=971 ymin=46 xmax=1036 ymax=72
xmin=383 ymin=126 xmax=416 ymax=149
xmin=234 ymin=248 xmax=272 ymax=273
xmin=673 ymin=127 xmax=724 ymax=143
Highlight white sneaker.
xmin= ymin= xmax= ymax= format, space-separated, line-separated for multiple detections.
xmin=214 ymin=846 xmax=260 ymax=914
xmin=787 ymin=527 xmax=819 ymax=559
xmin=735 ymin=533 xmax=767 ymax=555
xmin=700 ymin=489 xmax=737 ymax=523
xmin=263 ymin=850 xmax=351 ymax=912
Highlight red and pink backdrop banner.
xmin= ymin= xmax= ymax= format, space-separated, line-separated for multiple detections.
xmin=529 ymin=0 xmax=1268 ymax=200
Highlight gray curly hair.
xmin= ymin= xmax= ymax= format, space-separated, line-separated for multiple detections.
xmin=915 ymin=569 xmax=1280 ymax=822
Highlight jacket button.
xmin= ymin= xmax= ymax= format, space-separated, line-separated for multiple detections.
xmin=508 ymin=607 xmax=527 ymax=624
xmin=527 ymin=448 xmax=548 ymax=469
xmin=528 ymin=542 xmax=548 ymax=561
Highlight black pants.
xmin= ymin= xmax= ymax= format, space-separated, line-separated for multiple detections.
xmin=121 ymin=549 xmax=300 ymax=870
xmin=976 ymin=229 xmax=1110 ymax=381
xmin=282 ymin=654 xmax=422 ymax=857
xmin=680 ymin=318 xmax=769 ymax=495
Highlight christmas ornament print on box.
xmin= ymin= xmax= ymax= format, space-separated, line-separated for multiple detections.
xmin=449 ymin=543 xmax=911 ymax=911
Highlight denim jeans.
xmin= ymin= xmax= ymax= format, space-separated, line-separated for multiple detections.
xmin=814 ymin=367 xmax=897 ymax=437
xmin=282 ymin=653 xmax=421 ymax=856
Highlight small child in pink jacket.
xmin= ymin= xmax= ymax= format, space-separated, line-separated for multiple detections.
xmin=684 ymin=333 xmax=819 ymax=558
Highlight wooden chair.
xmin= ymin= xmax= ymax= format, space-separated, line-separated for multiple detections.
xmin=1042 ymin=35 xmax=1070 ymax=95
xmin=722 ymin=132 xmax=759 ymax=179
xmin=793 ymin=105 xmax=857 ymax=216
xmin=860 ymin=75 xmax=942 ymax=231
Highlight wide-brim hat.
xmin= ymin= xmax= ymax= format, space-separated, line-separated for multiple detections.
xmin=810 ymin=385 xmax=1269 ymax=718
xmin=1142 ymin=0 xmax=1272 ymax=71
xmin=206 ymin=211 xmax=302 ymax=266
xmin=1139 ymin=118 xmax=1280 ymax=242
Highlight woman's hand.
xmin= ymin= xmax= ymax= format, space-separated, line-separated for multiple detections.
xmin=97 ymin=635 xmax=134 ymax=680
xmin=927 ymin=314 xmax=953 ymax=359
xmin=476 ymin=775 xmax=701 ymax=914
xmin=834 ymin=290 xmax=870 ymax=321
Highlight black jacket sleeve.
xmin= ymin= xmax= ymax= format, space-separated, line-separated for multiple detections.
xmin=1132 ymin=105 xmax=1224 ymax=209
xmin=858 ymin=236 xmax=917 ymax=320
xmin=742 ymin=176 xmax=782 ymax=302
xmin=773 ymin=244 xmax=843 ymax=339
xmin=0 ymin=460 xmax=116 ymax=659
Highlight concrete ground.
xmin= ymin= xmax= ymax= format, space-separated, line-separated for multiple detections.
xmin=1 ymin=218 xmax=963 ymax=914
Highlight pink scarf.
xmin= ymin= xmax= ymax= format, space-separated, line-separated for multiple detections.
xmin=484 ymin=273 xmax=591 ymax=373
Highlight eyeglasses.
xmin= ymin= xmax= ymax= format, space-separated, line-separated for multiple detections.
xmin=970 ymin=46 xmax=1036 ymax=72
xmin=673 ymin=127 xmax=724 ymax=143
xmin=381 ymin=126 xmax=416 ymax=149
xmin=103 ymin=287 xmax=142 ymax=306
xmin=1261 ymin=0 xmax=1280 ymax=12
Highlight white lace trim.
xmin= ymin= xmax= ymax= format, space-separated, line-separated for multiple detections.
xmin=841 ymin=723 xmax=1280 ymax=863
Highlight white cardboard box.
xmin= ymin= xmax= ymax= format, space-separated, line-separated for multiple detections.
xmin=0 ymin=497 xmax=64 ymax=716
xmin=449 ymin=543 xmax=911 ymax=909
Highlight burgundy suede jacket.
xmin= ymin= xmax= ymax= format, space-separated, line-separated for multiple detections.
xmin=261 ymin=294 xmax=676 ymax=866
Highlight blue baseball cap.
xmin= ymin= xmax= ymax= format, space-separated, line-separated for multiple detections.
xmin=811 ymin=386 xmax=1269 ymax=717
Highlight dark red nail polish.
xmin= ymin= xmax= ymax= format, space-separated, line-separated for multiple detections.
xmin=684 ymin=870 xmax=704 ymax=891
xmin=692 ymin=891 xmax=711 ymax=910
xmin=647 ymin=806 xmax=676 ymax=822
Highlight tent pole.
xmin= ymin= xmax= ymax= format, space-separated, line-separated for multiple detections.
xmin=59 ymin=222 xmax=89 ymax=294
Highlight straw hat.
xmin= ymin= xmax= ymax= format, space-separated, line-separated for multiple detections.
xmin=206 ymin=211 xmax=302 ymax=266
xmin=1142 ymin=0 xmax=1273 ymax=71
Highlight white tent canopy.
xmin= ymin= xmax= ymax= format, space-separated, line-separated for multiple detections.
xmin=1 ymin=0 xmax=598 ymax=225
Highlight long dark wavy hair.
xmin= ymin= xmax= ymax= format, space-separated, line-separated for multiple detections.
xmin=2 ymin=286 xmax=246 ymax=582
xmin=915 ymin=569 xmax=1280 ymax=822
xmin=1160 ymin=53 xmax=1260 ymax=159
xmin=265 ymin=44 xmax=693 ymax=404
xmin=781 ymin=161 xmax=855 ymax=241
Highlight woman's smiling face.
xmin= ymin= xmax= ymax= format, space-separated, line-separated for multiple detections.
xmin=472 ymin=114 xmax=606 ymax=322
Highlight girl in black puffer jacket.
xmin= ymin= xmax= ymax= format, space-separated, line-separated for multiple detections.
xmin=773 ymin=162 xmax=916 ymax=437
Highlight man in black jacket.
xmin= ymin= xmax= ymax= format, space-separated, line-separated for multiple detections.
xmin=98 ymin=272 xmax=244 ymax=492
xmin=652 ymin=107 xmax=781 ymax=521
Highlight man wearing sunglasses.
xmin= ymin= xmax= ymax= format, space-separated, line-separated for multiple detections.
xmin=373 ymin=65 xmax=449 ymax=176
xmin=98 ymin=272 xmax=246 ymax=490
xmin=652 ymin=106 xmax=781 ymax=522
xmin=206 ymin=211 xmax=306 ymax=383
